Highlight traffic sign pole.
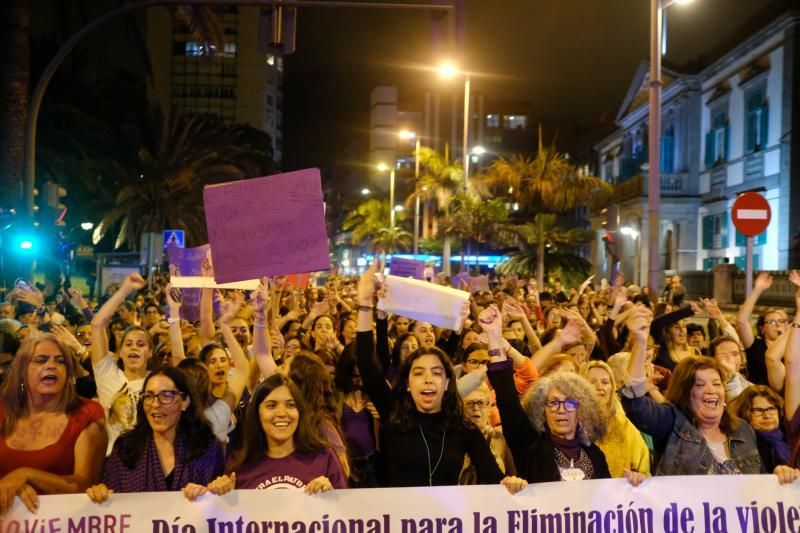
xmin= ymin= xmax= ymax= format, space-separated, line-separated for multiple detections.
xmin=746 ymin=236 xmax=754 ymax=297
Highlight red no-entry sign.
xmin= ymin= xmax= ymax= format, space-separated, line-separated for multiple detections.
xmin=732 ymin=192 xmax=771 ymax=237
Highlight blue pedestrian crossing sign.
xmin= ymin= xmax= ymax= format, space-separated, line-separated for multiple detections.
xmin=163 ymin=230 xmax=185 ymax=249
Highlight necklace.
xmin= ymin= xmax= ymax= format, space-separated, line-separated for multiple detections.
xmin=418 ymin=423 xmax=447 ymax=486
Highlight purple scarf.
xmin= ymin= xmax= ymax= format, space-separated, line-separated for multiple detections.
xmin=759 ymin=428 xmax=792 ymax=465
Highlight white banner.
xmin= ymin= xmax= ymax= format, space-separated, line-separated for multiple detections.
xmin=170 ymin=276 xmax=261 ymax=290
xmin=2 ymin=476 xmax=800 ymax=533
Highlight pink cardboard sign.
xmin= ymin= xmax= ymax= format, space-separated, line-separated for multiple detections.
xmin=203 ymin=169 xmax=331 ymax=283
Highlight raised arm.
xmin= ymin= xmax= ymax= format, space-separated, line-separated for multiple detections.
xmin=736 ymin=272 xmax=773 ymax=349
xmin=166 ymin=285 xmax=186 ymax=367
xmin=530 ymin=320 xmax=583 ymax=371
xmin=355 ymin=263 xmax=392 ymax=417
xmin=67 ymin=287 xmax=94 ymax=322
xmin=506 ymin=301 xmax=542 ymax=353
xmin=218 ymin=292 xmax=251 ymax=409
xmin=250 ymin=281 xmax=277 ymax=382
xmin=784 ymin=274 xmax=800 ymax=420
xmin=90 ymin=273 xmax=145 ymax=364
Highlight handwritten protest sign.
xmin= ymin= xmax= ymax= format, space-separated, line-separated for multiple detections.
xmin=390 ymin=257 xmax=426 ymax=279
xmin=378 ymin=275 xmax=470 ymax=330
xmin=167 ymin=244 xmax=210 ymax=322
xmin=5 ymin=476 xmax=800 ymax=533
xmin=203 ymin=168 xmax=330 ymax=283
xmin=451 ymin=271 xmax=470 ymax=289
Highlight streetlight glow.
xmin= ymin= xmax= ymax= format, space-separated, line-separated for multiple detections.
xmin=361 ymin=188 xmax=370 ymax=195
xmin=398 ymin=130 xmax=416 ymax=140
xmin=81 ymin=222 xmax=94 ymax=231
xmin=437 ymin=61 xmax=458 ymax=78
xmin=471 ymin=146 xmax=486 ymax=155
xmin=394 ymin=205 xmax=404 ymax=212
xmin=376 ymin=163 xmax=389 ymax=172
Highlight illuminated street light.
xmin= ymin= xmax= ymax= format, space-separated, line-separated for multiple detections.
xmin=376 ymin=162 xmax=389 ymax=172
xmin=361 ymin=188 xmax=370 ymax=196
xmin=398 ymin=130 xmax=416 ymax=140
xmin=81 ymin=222 xmax=94 ymax=231
xmin=471 ymin=146 xmax=486 ymax=155
xmin=437 ymin=62 xmax=458 ymax=78
xmin=437 ymin=61 xmax=470 ymax=189
xmin=394 ymin=205 xmax=404 ymax=212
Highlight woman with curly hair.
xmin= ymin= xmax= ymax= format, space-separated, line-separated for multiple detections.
xmin=86 ymin=367 xmax=225 ymax=503
xmin=480 ymin=305 xmax=643 ymax=484
xmin=580 ymin=360 xmax=650 ymax=478
xmin=355 ymin=263 xmax=526 ymax=492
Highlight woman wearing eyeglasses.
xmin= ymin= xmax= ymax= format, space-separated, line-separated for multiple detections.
xmin=86 ymin=367 xmax=225 ymax=503
xmin=730 ymin=385 xmax=789 ymax=473
xmin=480 ymin=307 xmax=633 ymax=484
xmin=459 ymin=384 xmax=515 ymax=485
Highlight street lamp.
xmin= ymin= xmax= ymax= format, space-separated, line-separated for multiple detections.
xmin=80 ymin=222 xmax=94 ymax=231
xmin=647 ymin=0 xmax=695 ymax=298
xmin=376 ymin=163 xmax=396 ymax=227
xmin=396 ymin=130 xmax=423 ymax=257
xmin=438 ymin=62 xmax=471 ymax=189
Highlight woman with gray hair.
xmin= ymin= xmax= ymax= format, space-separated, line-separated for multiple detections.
xmin=480 ymin=306 xmax=644 ymax=485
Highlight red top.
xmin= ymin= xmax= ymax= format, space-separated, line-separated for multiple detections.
xmin=0 ymin=398 xmax=104 ymax=478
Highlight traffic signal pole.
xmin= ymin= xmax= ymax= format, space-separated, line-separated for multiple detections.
xmin=22 ymin=0 xmax=456 ymax=222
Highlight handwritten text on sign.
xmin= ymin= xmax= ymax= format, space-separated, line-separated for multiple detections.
xmin=203 ymin=169 xmax=330 ymax=283
xmin=3 ymin=476 xmax=800 ymax=533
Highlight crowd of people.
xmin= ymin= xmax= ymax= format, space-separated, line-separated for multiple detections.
xmin=1 ymin=264 xmax=800 ymax=516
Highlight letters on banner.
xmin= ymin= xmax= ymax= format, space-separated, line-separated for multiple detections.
xmin=6 ymin=475 xmax=800 ymax=533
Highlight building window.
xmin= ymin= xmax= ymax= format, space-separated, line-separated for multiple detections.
xmin=503 ymin=115 xmax=526 ymax=129
xmin=702 ymin=213 xmax=728 ymax=250
xmin=185 ymin=41 xmax=202 ymax=56
xmin=661 ymin=125 xmax=675 ymax=173
xmin=745 ymin=88 xmax=768 ymax=154
xmin=734 ymin=254 xmax=760 ymax=270
xmin=735 ymin=229 xmax=766 ymax=247
xmin=486 ymin=114 xmax=500 ymax=128
xmin=702 ymin=257 xmax=725 ymax=271
xmin=603 ymin=159 xmax=614 ymax=183
xmin=705 ymin=109 xmax=729 ymax=168
xmin=222 ymin=42 xmax=237 ymax=57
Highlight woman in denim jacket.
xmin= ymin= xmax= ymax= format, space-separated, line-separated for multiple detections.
xmin=621 ymin=305 xmax=799 ymax=482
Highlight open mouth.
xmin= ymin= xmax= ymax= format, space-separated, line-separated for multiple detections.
xmin=149 ymin=412 xmax=167 ymax=420
xmin=40 ymin=374 xmax=59 ymax=385
xmin=272 ymin=420 xmax=291 ymax=429
xmin=702 ymin=397 xmax=720 ymax=408
xmin=420 ymin=389 xmax=437 ymax=400
xmin=127 ymin=353 xmax=141 ymax=362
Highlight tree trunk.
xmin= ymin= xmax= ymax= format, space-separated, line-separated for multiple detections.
xmin=537 ymin=232 xmax=545 ymax=290
xmin=0 ymin=0 xmax=30 ymax=211
xmin=442 ymin=237 xmax=452 ymax=276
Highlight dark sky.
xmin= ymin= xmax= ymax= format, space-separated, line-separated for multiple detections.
xmin=282 ymin=0 xmax=788 ymax=170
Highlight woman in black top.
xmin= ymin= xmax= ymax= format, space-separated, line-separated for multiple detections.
xmin=355 ymin=263 xmax=526 ymax=492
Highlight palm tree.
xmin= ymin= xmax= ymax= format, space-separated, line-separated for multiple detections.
xmin=406 ymin=146 xmax=463 ymax=275
xmin=373 ymin=225 xmax=413 ymax=254
xmin=497 ymin=214 xmax=594 ymax=286
xmin=92 ymin=107 xmax=273 ymax=249
xmin=480 ymin=136 xmax=611 ymax=287
xmin=342 ymin=198 xmax=391 ymax=247
xmin=443 ymin=193 xmax=508 ymax=272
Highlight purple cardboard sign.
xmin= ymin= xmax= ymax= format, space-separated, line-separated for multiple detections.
xmin=167 ymin=244 xmax=210 ymax=322
xmin=203 ymin=169 xmax=331 ymax=283
xmin=451 ymin=271 xmax=470 ymax=289
xmin=389 ymin=257 xmax=425 ymax=279
xmin=469 ymin=275 xmax=490 ymax=292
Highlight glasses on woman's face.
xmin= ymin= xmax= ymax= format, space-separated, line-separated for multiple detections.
xmin=751 ymin=406 xmax=778 ymax=417
xmin=466 ymin=358 xmax=489 ymax=367
xmin=545 ymin=399 xmax=579 ymax=413
xmin=142 ymin=390 xmax=185 ymax=406
xmin=765 ymin=319 xmax=787 ymax=327
xmin=464 ymin=399 xmax=490 ymax=410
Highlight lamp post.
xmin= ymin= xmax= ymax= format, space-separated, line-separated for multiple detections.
xmin=398 ymin=130 xmax=423 ymax=257
xmin=376 ymin=162 xmax=396 ymax=227
xmin=647 ymin=0 xmax=694 ymax=298
xmin=438 ymin=62 xmax=470 ymax=189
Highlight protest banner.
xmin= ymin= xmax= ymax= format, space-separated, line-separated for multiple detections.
xmin=378 ymin=275 xmax=470 ymax=331
xmin=390 ymin=257 xmax=426 ymax=280
xmin=203 ymin=168 xmax=330 ymax=283
xmin=3 ymin=476 xmax=800 ymax=533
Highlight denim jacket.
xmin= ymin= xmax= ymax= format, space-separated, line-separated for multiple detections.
xmin=621 ymin=393 xmax=764 ymax=476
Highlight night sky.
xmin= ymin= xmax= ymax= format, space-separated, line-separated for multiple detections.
xmin=282 ymin=0 xmax=788 ymax=171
